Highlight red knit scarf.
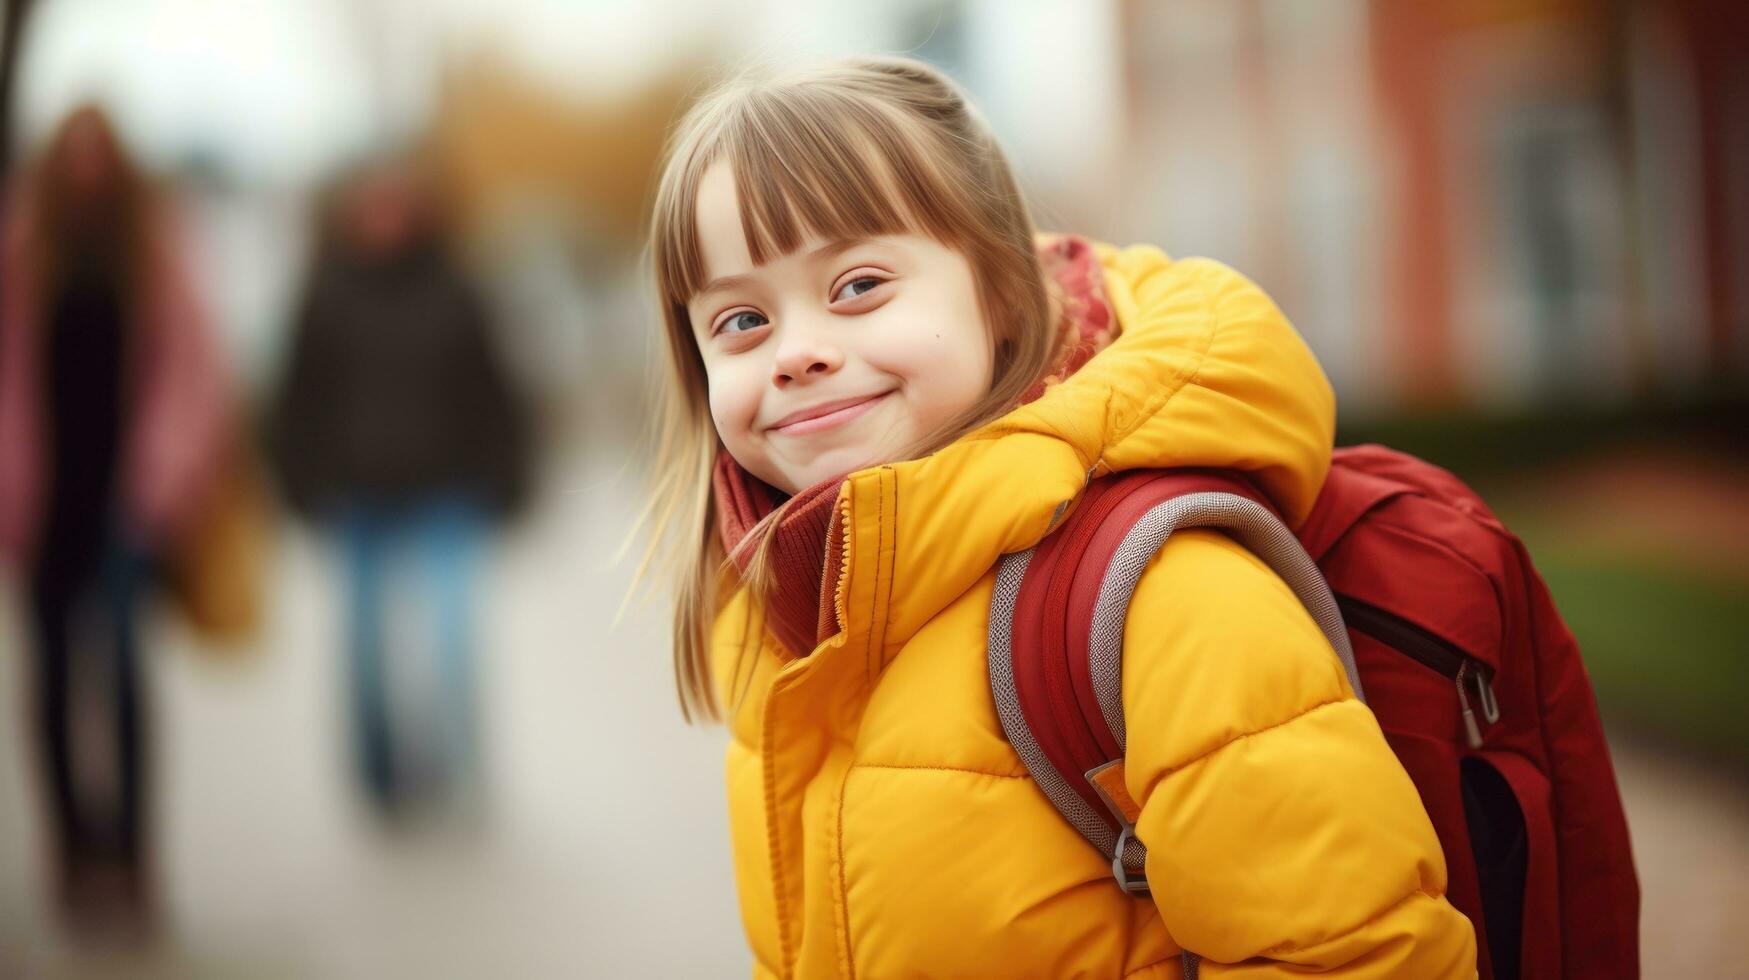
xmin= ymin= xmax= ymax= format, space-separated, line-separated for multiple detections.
xmin=712 ymin=234 xmax=1116 ymax=656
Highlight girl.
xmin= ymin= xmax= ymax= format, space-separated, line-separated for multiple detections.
xmin=638 ymin=57 xmax=1476 ymax=978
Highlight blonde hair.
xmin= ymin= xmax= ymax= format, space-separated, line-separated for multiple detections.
xmin=636 ymin=56 xmax=1060 ymax=722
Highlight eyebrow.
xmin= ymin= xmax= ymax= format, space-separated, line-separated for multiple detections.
xmin=694 ymin=237 xmax=877 ymax=301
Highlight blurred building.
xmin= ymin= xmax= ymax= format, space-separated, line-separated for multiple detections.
xmin=1100 ymin=0 xmax=1748 ymax=413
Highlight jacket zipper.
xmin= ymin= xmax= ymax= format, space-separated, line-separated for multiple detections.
xmin=1333 ymin=593 xmax=1500 ymax=749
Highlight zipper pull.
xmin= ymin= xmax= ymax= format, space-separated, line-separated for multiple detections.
xmin=1455 ymin=660 xmax=1485 ymax=750
xmin=1476 ymin=669 xmax=1501 ymax=725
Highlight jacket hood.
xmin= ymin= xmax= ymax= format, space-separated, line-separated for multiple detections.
xmin=820 ymin=244 xmax=1336 ymax=664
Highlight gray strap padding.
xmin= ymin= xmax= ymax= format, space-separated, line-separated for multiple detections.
xmin=1089 ymin=491 xmax=1364 ymax=754
xmin=988 ymin=551 xmax=1124 ymax=860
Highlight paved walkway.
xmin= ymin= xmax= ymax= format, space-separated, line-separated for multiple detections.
xmin=1 ymin=443 xmax=747 ymax=978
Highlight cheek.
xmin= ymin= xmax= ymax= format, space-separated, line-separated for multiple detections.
xmin=873 ymin=297 xmax=993 ymax=419
xmin=934 ymin=334 xmax=995 ymax=411
xmin=706 ymin=369 xmax=755 ymax=427
xmin=706 ymin=359 xmax=766 ymax=440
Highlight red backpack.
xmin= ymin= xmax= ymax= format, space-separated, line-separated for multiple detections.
xmin=989 ymin=444 xmax=1639 ymax=979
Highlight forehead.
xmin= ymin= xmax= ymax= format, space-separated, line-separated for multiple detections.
xmin=694 ymin=161 xmax=755 ymax=282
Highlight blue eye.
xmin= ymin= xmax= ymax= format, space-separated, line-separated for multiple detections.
xmin=833 ymin=277 xmax=883 ymax=302
xmin=719 ymin=311 xmax=768 ymax=334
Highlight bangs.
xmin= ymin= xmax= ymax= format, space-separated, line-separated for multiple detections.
xmin=655 ymin=83 xmax=972 ymax=306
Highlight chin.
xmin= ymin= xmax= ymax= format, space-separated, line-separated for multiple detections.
xmin=769 ymin=449 xmax=872 ymax=494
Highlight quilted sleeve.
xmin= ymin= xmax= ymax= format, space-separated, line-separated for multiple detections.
xmin=1121 ymin=529 xmax=1477 ymax=977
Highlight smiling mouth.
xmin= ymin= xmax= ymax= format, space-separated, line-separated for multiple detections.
xmin=769 ymin=391 xmax=894 ymax=436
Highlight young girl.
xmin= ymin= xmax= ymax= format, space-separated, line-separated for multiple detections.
xmin=639 ymin=57 xmax=1477 ymax=978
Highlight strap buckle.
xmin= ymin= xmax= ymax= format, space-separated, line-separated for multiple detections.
xmin=1113 ymin=826 xmax=1150 ymax=895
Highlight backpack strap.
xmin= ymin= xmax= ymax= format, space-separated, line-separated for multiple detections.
xmin=1295 ymin=445 xmax=1417 ymax=561
xmin=988 ymin=470 xmax=1362 ymax=972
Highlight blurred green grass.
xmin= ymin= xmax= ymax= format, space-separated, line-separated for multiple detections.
xmin=1527 ymin=546 xmax=1749 ymax=771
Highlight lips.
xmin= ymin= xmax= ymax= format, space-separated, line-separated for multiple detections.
xmin=768 ymin=391 xmax=893 ymax=435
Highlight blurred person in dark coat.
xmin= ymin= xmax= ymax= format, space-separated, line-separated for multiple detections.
xmin=269 ymin=160 xmax=529 ymax=821
xmin=0 ymin=104 xmax=232 ymax=934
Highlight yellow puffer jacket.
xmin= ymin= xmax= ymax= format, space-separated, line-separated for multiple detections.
xmin=712 ymin=245 xmax=1478 ymax=979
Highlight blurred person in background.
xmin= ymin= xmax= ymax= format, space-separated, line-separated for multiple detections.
xmin=0 ymin=104 xmax=232 ymax=936
xmin=268 ymin=159 xmax=530 ymax=824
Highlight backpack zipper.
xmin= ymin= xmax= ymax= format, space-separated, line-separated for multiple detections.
xmin=1333 ymin=593 xmax=1501 ymax=749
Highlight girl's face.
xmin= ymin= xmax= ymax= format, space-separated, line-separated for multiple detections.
xmin=688 ymin=161 xmax=993 ymax=495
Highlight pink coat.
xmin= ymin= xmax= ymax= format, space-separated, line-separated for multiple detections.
xmin=0 ymin=196 xmax=232 ymax=569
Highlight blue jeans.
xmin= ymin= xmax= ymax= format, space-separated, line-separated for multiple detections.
xmin=333 ymin=496 xmax=486 ymax=812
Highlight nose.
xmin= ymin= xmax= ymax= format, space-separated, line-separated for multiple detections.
xmin=771 ymin=324 xmax=844 ymax=388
